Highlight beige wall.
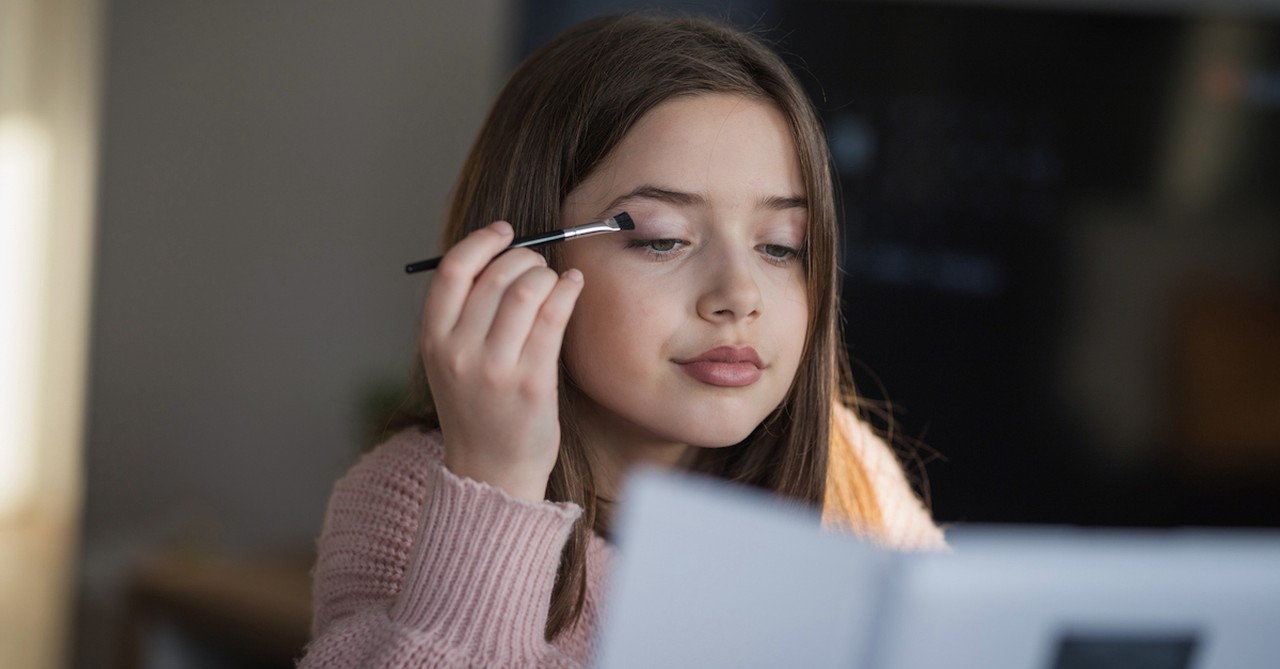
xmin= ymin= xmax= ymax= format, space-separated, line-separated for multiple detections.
xmin=77 ymin=0 xmax=512 ymax=661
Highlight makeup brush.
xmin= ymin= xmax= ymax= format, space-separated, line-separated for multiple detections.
xmin=404 ymin=212 xmax=634 ymax=274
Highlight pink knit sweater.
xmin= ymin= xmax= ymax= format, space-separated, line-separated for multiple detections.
xmin=299 ymin=410 xmax=944 ymax=667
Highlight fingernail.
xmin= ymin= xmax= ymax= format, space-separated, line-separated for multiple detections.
xmin=491 ymin=220 xmax=513 ymax=235
xmin=563 ymin=269 xmax=583 ymax=283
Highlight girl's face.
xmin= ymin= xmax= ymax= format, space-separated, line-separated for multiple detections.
xmin=560 ymin=93 xmax=810 ymax=451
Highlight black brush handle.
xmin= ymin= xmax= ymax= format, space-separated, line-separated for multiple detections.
xmin=404 ymin=230 xmax=567 ymax=274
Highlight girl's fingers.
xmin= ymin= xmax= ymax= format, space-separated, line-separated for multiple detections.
xmin=421 ymin=221 xmax=514 ymax=339
xmin=521 ymin=269 xmax=585 ymax=376
xmin=484 ymin=265 xmax=561 ymax=366
xmin=449 ymin=248 xmax=549 ymax=342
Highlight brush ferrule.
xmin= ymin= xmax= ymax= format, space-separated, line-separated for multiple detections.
xmin=563 ymin=220 xmax=621 ymax=239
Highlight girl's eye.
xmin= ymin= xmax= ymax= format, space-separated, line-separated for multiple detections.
xmin=647 ymin=239 xmax=680 ymax=252
xmin=626 ymin=238 xmax=685 ymax=257
xmin=759 ymin=244 xmax=801 ymax=264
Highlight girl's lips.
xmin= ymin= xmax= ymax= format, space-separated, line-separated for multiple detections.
xmin=678 ymin=361 xmax=763 ymax=387
xmin=675 ymin=346 xmax=764 ymax=387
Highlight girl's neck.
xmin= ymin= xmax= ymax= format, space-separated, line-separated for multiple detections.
xmin=574 ymin=408 xmax=692 ymax=504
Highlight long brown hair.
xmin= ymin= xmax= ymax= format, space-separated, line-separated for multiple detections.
xmin=393 ymin=12 xmax=883 ymax=639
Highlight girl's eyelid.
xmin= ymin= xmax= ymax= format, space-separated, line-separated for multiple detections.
xmin=620 ymin=221 xmax=689 ymax=241
xmin=626 ymin=237 xmax=688 ymax=248
xmin=757 ymin=236 xmax=806 ymax=255
xmin=756 ymin=218 xmax=806 ymax=244
xmin=599 ymin=204 xmax=686 ymax=232
xmin=760 ymin=233 xmax=805 ymax=246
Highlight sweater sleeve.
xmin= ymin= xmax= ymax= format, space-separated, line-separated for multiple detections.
xmin=298 ymin=430 xmax=585 ymax=668
xmin=835 ymin=407 xmax=949 ymax=552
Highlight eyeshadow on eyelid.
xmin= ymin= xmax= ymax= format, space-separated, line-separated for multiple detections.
xmin=623 ymin=213 xmax=684 ymax=234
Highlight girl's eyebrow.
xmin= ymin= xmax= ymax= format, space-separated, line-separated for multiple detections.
xmin=759 ymin=194 xmax=808 ymax=211
xmin=601 ymin=184 xmax=808 ymax=215
xmin=603 ymin=185 xmax=704 ymax=213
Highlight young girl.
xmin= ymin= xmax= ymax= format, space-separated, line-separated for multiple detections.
xmin=300 ymin=13 xmax=944 ymax=668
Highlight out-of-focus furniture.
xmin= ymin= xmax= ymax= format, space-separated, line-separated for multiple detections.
xmin=1169 ymin=280 xmax=1280 ymax=473
xmin=118 ymin=550 xmax=312 ymax=669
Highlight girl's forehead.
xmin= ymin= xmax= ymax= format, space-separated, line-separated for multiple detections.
xmin=621 ymin=94 xmax=789 ymax=153
xmin=572 ymin=93 xmax=806 ymax=211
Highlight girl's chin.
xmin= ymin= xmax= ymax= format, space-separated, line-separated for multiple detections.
xmin=573 ymin=393 xmax=775 ymax=449
xmin=667 ymin=424 xmax=762 ymax=449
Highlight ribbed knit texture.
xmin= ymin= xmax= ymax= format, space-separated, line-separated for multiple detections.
xmin=298 ymin=411 xmax=944 ymax=668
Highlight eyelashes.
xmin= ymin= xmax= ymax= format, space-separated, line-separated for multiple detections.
xmin=759 ymin=243 xmax=803 ymax=265
xmin=626 ymin=238 xmax=684 ymax=257
xmin=625 ymin=238 xmax=803 ymax=266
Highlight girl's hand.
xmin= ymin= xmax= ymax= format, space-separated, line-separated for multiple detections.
xmin=420 ymin=221 xmax=584 ymax=502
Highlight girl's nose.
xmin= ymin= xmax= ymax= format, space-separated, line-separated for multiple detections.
xmin=695 ymin=249 xmax=763 ymax=323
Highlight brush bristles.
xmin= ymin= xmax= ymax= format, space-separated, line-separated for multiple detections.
xmin=613 ymin=212 xmax=635 ymax=230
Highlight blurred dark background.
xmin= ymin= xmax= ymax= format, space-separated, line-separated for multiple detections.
xmin=778 ymin=1 xmax=1280 ymax=529
xmin=527 ymin=0 xmax=1280 ymax=528
xmin=64 ymin=0 xmax=1278 ymax=667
